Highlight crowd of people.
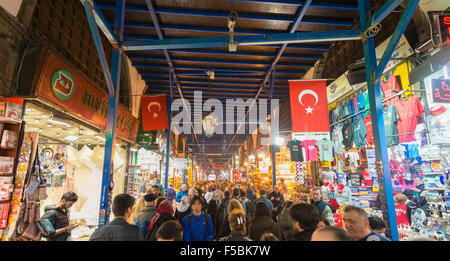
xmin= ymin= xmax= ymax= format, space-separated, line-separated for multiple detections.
xmin=38 ymin=179 xmax=399 ymax=241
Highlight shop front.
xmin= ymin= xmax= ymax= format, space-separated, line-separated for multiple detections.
xmin=1 ymin=50 xmax=139 ymax=241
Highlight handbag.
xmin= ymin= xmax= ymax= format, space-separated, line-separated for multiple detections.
xmin=21 ymin=222 xmax=41 ymax=241
xmin=37 ymin=218 xmax=55 ymax=237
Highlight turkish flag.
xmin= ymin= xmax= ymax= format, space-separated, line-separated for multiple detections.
xmin=289 ymin=80 xmax=329 ymax=133
xmin=141 ymin=95 xmax=168 ymax=131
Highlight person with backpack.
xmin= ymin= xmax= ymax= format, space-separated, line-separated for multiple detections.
xmin=182 ymin=196 xmax=214 ymax=241
xmin=147 ymin=199 xmax=176 ymax=241
xmin=133 ymin=193 xmax=158 ymax=239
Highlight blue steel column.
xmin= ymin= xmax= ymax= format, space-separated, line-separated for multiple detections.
xmin=82 ymin=0 xmax=124 ymax=227
xmin=164 ymin=69 xmax=173 ymax=191
xmin=358 ymin=0 xmax=397 ymax=240
xmin=270 ymin=67 xmax=277 ymax=190
xmin=183 ymin=141 xmax=187 ymax=184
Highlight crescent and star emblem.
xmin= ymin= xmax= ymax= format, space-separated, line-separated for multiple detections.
xmin=298 ymin=89 xmax=319 ymax=114
xmin=148 ymin=102 xmax=162 ymax=118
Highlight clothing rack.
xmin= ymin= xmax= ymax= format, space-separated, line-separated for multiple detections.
xmin=329 ymin=89 xmax=426 ymax=127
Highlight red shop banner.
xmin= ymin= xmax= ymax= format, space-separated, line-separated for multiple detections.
xmin=34 ymin=52 xmax=139 ymax=142
xmin=289 ymin=80 xmax=330 ymax=133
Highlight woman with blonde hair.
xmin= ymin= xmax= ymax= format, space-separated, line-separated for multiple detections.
xmin=217 ymin=199 xmax=245 ymax=238
xmin=129 ymin=188 xmax=152 ymax=223
xmin=219 ymin=210 xmax=251 ymax=241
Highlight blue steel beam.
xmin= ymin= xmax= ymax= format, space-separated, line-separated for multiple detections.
xmin=368 ymin=0 xmax=404 ymax=25
xmin=83 ymin=0 xmax=125 ymax=227
xmin=148 ymin=85 xmax=289 ymax=93
xmin=81 ymin=0 xmax=115 ymax=96
xmin=146 ymin=82 xmax=289 ymax=91
xmin=150 ymin=89 xmax=287 ymax=96
xmin=374 ymin=0 xmax=420 ymax=81
xmin=134 ymin=63 xmax=307 ymax=74
xmin=358 ymin=0 xmax=399 ymax=241
xmin=98 ymin=4 xmax=354 ymax=25
xmin=225 ymin=0 xmax=358 ymax=10
xmin=144 ymin=78 xmax=289 ymax=87
xmin=91 ymin=0 xmax=119 ymax=44
xmin=170 ymin=49 xmax=324 ymax=60
xmin=123 ymin=29 xmax=361 ymax=51
xmin=128 ymin=55 xmax=315 ymax=67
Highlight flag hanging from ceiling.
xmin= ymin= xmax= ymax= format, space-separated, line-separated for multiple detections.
xmin=141 ymin=95 xmax=168 ymax=131
xmin=289 ymin=80 xmax=329 ymax=133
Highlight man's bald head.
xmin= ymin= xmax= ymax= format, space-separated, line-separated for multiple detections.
xmin=311 ymin=226 xmax=355 ymax=241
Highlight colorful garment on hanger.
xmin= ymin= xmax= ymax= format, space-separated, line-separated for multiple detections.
xmin=380 ymin=73 xmax=401 ymax=106
xmin=342 ymin=121 xmax=353 ymax=150
xmin=301 ymin=140 xmax=319 ymax=162
xmin=295 ymin=162 xmax=305 ymax=185
xmin=344 ymin=151 xmax=360 ymax=168
xmin=352 ymin=117 xmax=367 ymax=149
xmin=287 ymin=140 xmax=304 ymax=162
xmin=316 ymin=139 xmax=334 ymax=162
xmin=393 ymin=97 xmax=424 ymax=143
xmin=383 ymin=105 xmax=400 ymax=146
xmin=332 ymin=124 xmax=344 ymax=155
xmin=363 ymin=113 xmax=374 ymax=146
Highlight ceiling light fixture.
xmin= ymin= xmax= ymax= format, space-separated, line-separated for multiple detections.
xmin=228 ymin=11 xmax=238 ymax=52
xmin=48 ymin=119 xmax=71 ymax=127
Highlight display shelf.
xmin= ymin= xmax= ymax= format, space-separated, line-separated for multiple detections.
xmin=425 ymin=188 xmax=447 ymax=191
xmin=0 ymin=117 xmax=22 ymax=125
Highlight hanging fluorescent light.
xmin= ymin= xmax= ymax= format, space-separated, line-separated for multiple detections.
xmin=64 ymin=135 xmax=79 ymax=141
xmin=48 ymin=118 xmax=71 ymax=127
xmin=95 ymin=135 xmax=105 ymax=141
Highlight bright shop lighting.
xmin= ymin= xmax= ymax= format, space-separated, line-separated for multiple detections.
xmin=276 ymin=136 xmax=284 ymax=146
xmin=48 ymin=118 xmax=71 ymax=127
xmin=64 ymin=135 xmax=79 ymax=141
xmin=258 ymin=153 xmax=264 ymax=159
xmin=95 ymin=135 xmax=105 ymax=141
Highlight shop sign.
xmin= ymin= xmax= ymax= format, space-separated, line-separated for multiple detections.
xmin=35 ymin=52 xmax=139 ymax=142
xmin=439 ymin=15 xmax=449 ymax=46
xmin=375 ymin=34 xmax=413 ymax=74
xmin=327 ymin=74 xmax=353 ymax=104
xmin=171 ymin=158 xmax=187 ymax=169
xmin=208 ymin=174 xmax=216 ymax=181
xmin=431 ymin=79 xmax=450 ymax=103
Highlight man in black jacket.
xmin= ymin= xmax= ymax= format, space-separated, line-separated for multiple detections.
xmin=90 ymin=194 xmax=144 ymax=241
xmin=40 ymin=191 xmax=78 ymax=241
xmin=287 ymin=203 xmax=320 ymax=241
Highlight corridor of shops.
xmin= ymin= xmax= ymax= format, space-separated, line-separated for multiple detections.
xmin=0 ymin=0 xmax=449 ymax=243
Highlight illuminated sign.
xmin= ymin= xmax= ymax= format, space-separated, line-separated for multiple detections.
xmin=439 ymin=15 xmax=450 ymax=46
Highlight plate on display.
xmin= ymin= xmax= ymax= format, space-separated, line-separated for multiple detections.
xmin=424 ymin=175 xmax=437 ymax=188
xmin=434 ymin=175 xmax=445 ymax=187
xmin=422 ymin=162 xmax=432 ymax=172
xmin=431 ymin=161 xmax=442 ymax=172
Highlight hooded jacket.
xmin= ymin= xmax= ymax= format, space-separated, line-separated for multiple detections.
xmin=133 ymin=205 xmax=156 ymax=223
xmin=175 ymin=190 xmax=188 ymax=202
xmin=248 ymin=216 xmax=282 ymax=241
xmin=182 ymin=211 xmax=214 ymax=241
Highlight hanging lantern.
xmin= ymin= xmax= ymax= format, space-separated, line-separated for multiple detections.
xmin=202 ymin=113 xmax=219 ymax=137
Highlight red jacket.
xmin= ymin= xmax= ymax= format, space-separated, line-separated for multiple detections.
xmin=395 ymin=204 xmax=410 ymax=227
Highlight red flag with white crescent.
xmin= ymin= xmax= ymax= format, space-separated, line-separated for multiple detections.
xmin=289 ymin=80 xmax=329 ymax=133
xmin=141 ymin=95 xmax=168 ymax=131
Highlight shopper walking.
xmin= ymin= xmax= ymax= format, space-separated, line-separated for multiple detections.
xmin=166 ymin=183 xmax=176 ymax=202
xmin=175 ymin=184 xmax=189 ymax=203
xmin=205 ymin=187 xmax=213 ymax=204
xmin=152 ymin=177 xmax=164 ymax=196
xmin=246 ymin=184 xmax=256 ymax=202
xmin=207 ymin=192 xmax=219 ymax=229
xmin=156 ymin=220 xmax=183 ymax=241
xmin=310 ymin=187 xmax=335 ymax=226
xmin=90 ymin=194 xmax=143 ymax=241
xmin=129 ymin=188 xmax=152 ymax=223
xmin=182 ymin=196 xmax=214 ymax=241
xmin=40 ymin=192 xmax=79 ymax=241
xmin=311 ymin=226 xmax=355 ymax=241
xmin=214 ymin=185 xmax=224 ymax=202
xmin=287 ymin=203 xmax=320 ymax=241
xmin=279 ymin=178 xmax=288 ymax=195
xmin=147 ymin=199 xmax=176 ymax=241
xmin=368 ymin=216 xmax=386 ymax=235
xmin=248 ymin=201 xmax=282 ymax=241
xmin=254 ymin=189 xmax=273 ymax=210
xmin=343 ymin=206 xmax=390 ymax=241
xmin=219 ymin=210 xmax=251 ymax=241
xmin=215 ymin=190 xmax=230 ymax=239
xmin=268 ymin=186 xmax=285 ymax=209
xmin=133 ymin=193 xmax=158 ymax=239
xmin=277 ymin=201 xmax=296 ymax=240
xmin=175 ymin=196 xmax=191 ymax=223
xmin=217 ymin=199 xmax=245 ymax=239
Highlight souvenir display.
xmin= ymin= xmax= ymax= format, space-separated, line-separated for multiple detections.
xmin=0 ymin=130 xmax=18 ymax=149
xmin=0 ymin=157 xmax=14 ymax=174
xmin=5 ymin=102 xmax=22 ymax=121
